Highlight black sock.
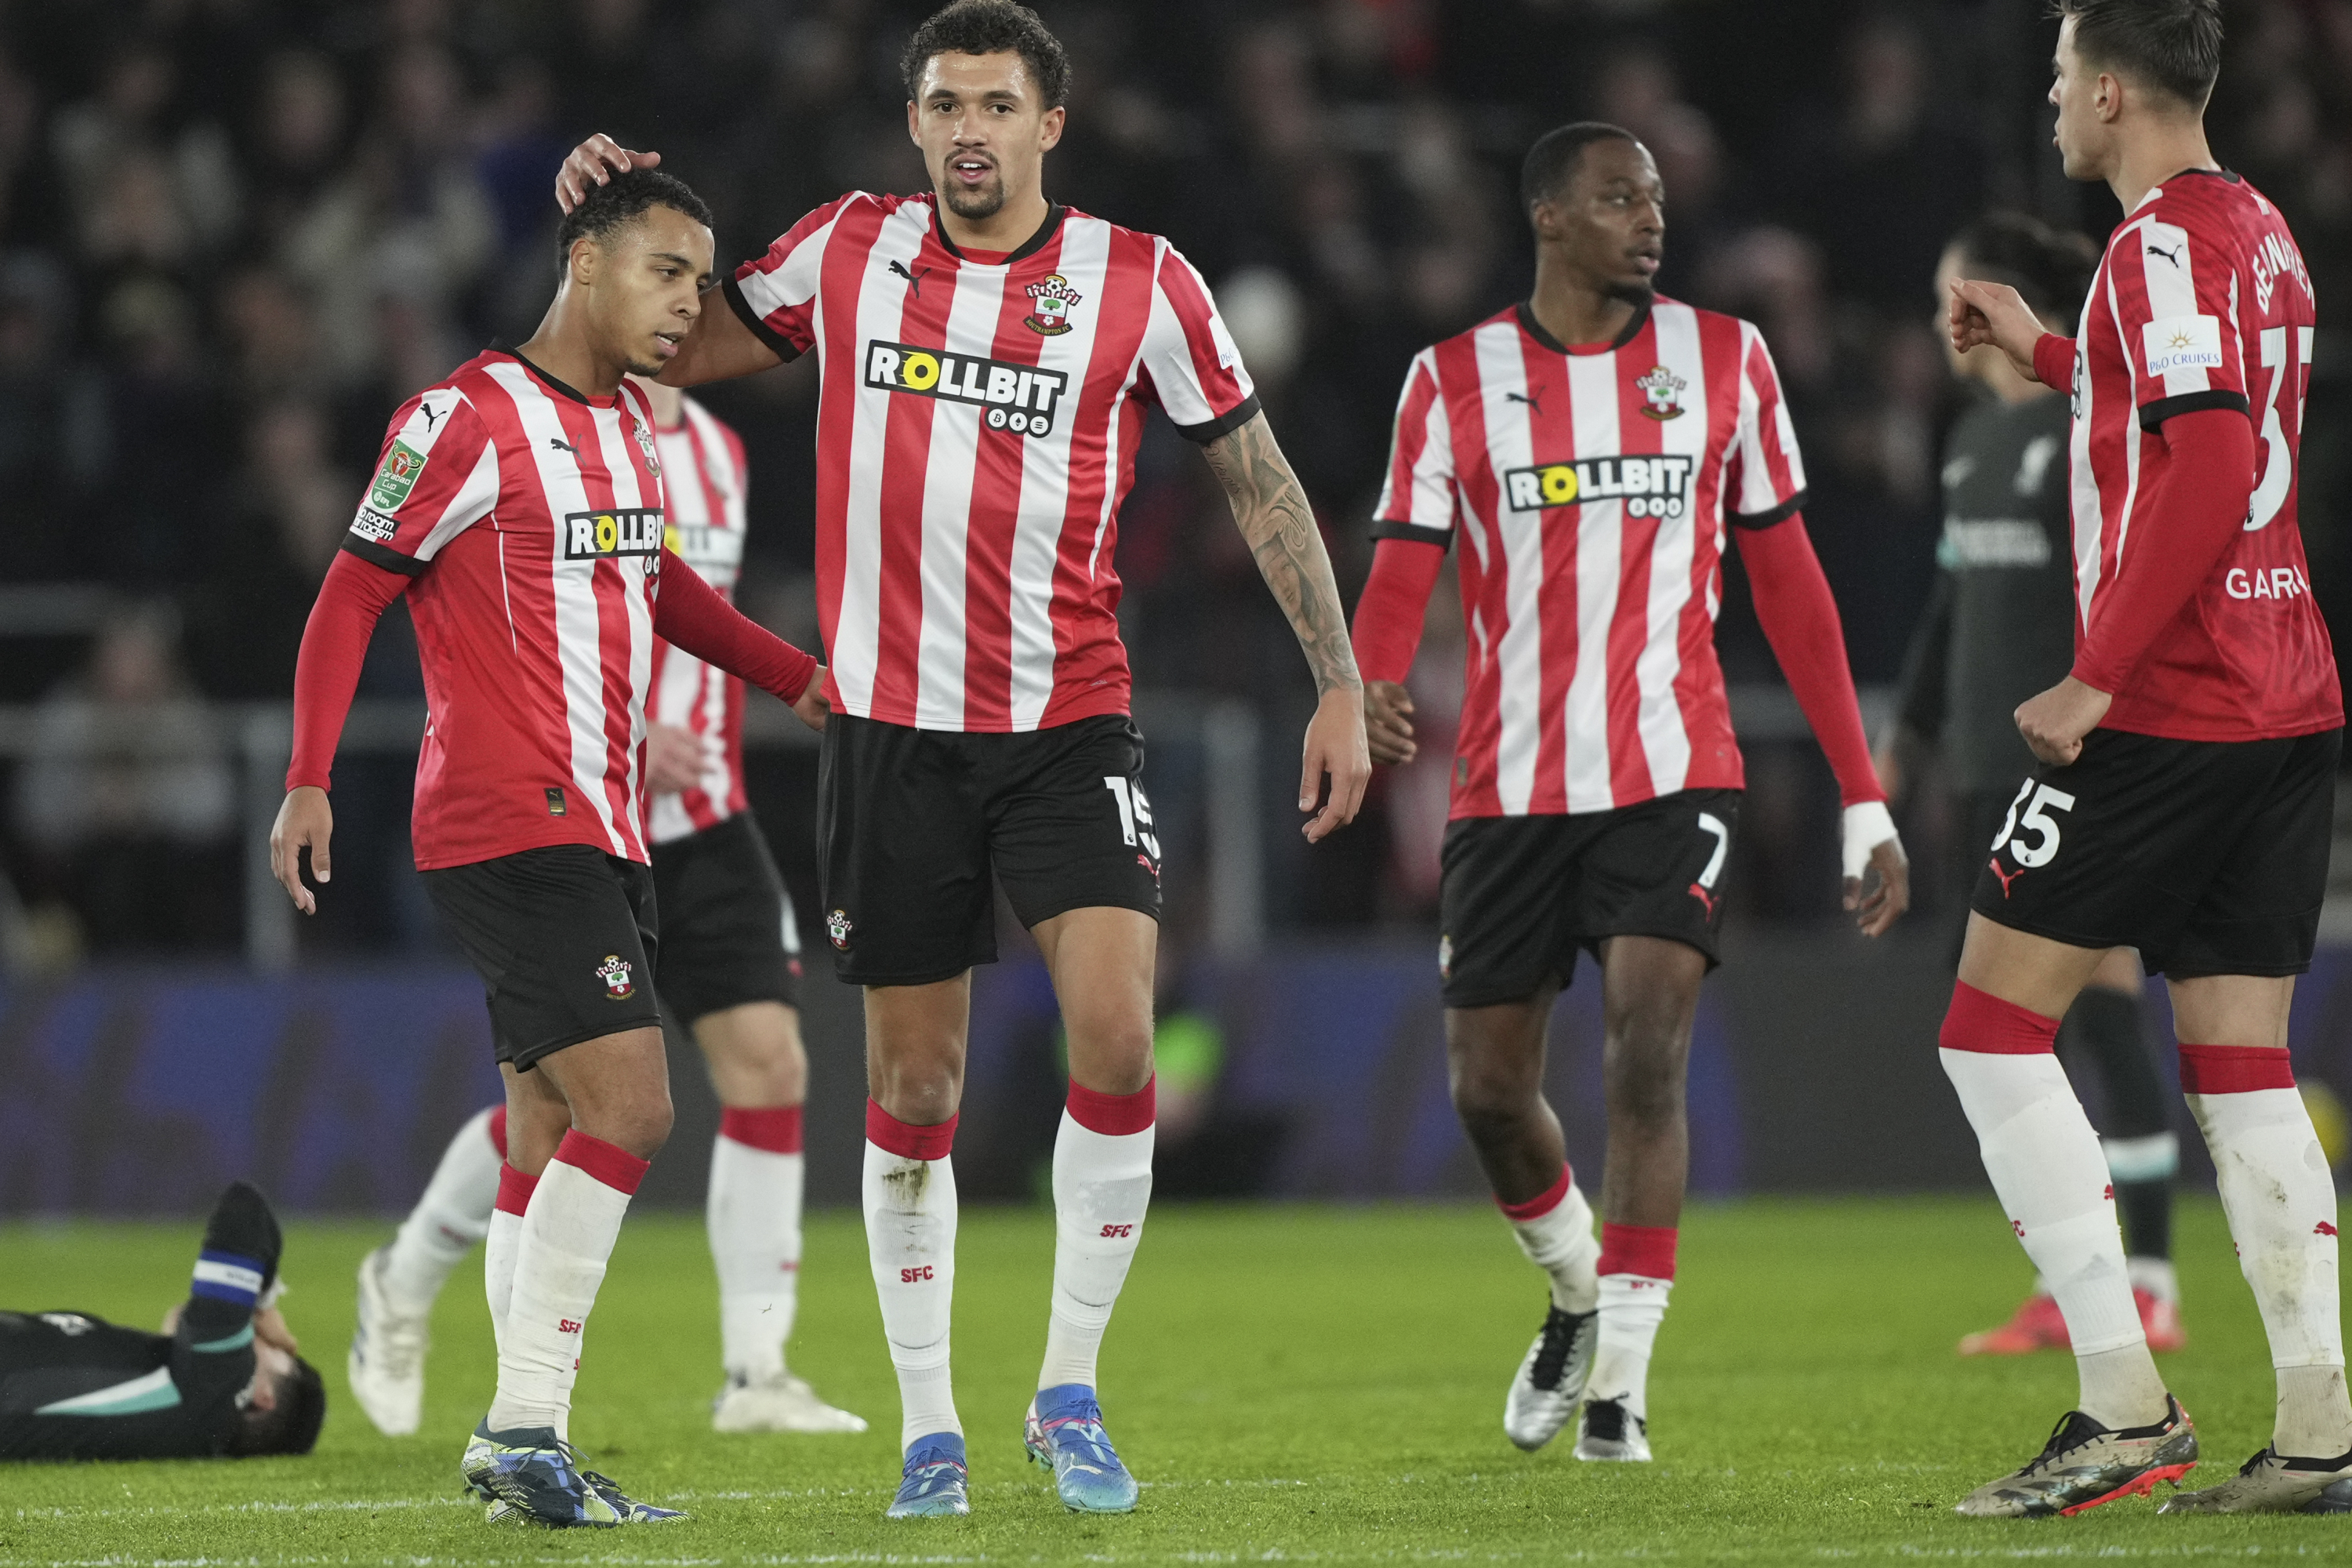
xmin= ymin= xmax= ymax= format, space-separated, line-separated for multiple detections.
xmin=2114 ymin=1176 xmax=2173 ymax=1265
xmin=2060 ymin=987 xmax=2175 ymax=1261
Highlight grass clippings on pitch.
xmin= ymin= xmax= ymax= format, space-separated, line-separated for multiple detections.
xmin=0 ymin=1196 xmax=2339 ymax=1565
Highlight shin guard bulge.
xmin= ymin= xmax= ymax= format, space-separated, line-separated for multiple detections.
xmin=1039 ymin=1078 xmax=1156 ymax=1392
xmin=1497 ymin=1167 xmax=1601 ymax=1314
xmin=1942 ymin=980 xmax=2158 ymax=1423
xmin=383 ymin=1105 xmax=503 ymax=1312
xmin=710 ymin=1105 xmax=806 ymax=1382
xmin=487 ymin=1132 xmax=644 ymax=1436
xmin=864 ymin=1102 xmax=962 ymax=1450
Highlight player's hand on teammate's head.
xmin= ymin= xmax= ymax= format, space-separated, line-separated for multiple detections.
xmin=556 ymin=134 xmax=661 ymax=213
xmin=1300 ymin=688 xmax=1372 ymax=843
xmin=1363 ymin=681 xmax=1418 ymax=767
xmin=1846 ymin=835 xmax=1911 ymax=938
xmin=791 ymin=666 xmax=831 ymax=734
xmin=269 ymin=787 xmax=332 ymax=915
xmin=1947 ymin=278 xmax=2042 ymax=380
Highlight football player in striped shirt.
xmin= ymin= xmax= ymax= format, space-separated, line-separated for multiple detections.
xmin=1349 ymin=122 xmax=1907 ymax=1464
xmin=270 ymin=168 xmax=828 ymax=1527
xmin=344 ymin=377 xmax=864 ymax=1442
xmin=1944 ymin=0 xmax=2342 ymax=1517
xmin=554 ymin=0 xmax=1370 ymax=1521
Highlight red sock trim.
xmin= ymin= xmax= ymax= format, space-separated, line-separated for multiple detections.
xmin=2179 ymin=1043 xmax=2296 ymax=1094
xmin=866 ymin=1099 xmax=957 ymax=1160
xmin=1066 ymin=1076 xmax=1156 ymax=1136
xmin=553 ymin=1130 xmax=650 ymax=1196
xmin=486 ymin=1104 xmax=509 ymax=1160
xmin=1597 ymin=1222 xmax=1678 ymax=1280
xmin=720 ymin=1105 xmax=804 ymax=1154
xmin=1939 ymin=980 xmax=2060 ymax=1054
xmin=495 ymin=1162 xmax=538 ymax=1218
xmin=1496 ymin=1165 xmax=1573 ymax=1222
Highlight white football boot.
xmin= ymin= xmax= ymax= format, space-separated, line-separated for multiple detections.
xmin=1504 ymin=1303 xmax=1597 ymax=1451
xmin=347 ymin=1245 xmax=430 ymax=1436
xmin=711 ymin=1370 xmax=869 ymax=1433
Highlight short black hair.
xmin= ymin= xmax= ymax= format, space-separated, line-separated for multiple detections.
xmin=554 ymin=167 xmax=713 ymax=276
xmin=1520 ymin=122 xmax=1642 ymax=221
xmin=223 ymin=1356 xmax=326 ymax=1457
xmin=901 ymin=0 xmax=1071 ymax=110
xmin=2053 ymin=0 xmax=2223 ymax=108
xmin=1951 ymin=211 xmax=2099 ymax=324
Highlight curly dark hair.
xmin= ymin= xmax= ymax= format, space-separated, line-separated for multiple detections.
xmin=2053 ymin=0 xmax=2223 ymax=109
xmin=554 ymin=167 xmax=713 ymax=276
xmin=900 ymin=0 xmax=1071 ymax=109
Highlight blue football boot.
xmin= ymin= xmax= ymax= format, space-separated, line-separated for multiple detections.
xmin=1024 ymin=1385 xmax=1138 ymax=1513
xmin=460 ymin=1422 xmax=621 ymax=1527
xmin=887 ymin=1432 xmax=971 ymax=1519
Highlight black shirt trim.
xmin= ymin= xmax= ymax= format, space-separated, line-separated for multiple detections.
xmin=341 ymin=535 xmax=427 ymax=577
xmin=1172 ymin=391 xmax=1263 ymax=446
xmin=931 ymin=203 xmax=1065 ymax=265
xmin=1515 ymin=297 xmax=1652 ymax=356
xmin=2165 ymin=166 xmax=2241 ymax=186
xmin=1370 ymin=520 xmax=1454 ymax=550
xmin=2140 ymin=388 xmax=2251 ymax=432
xmin=489 ymin=343 xmax=603 ymax=406
xmin=1729 ymin=488 xmax=1809 ymax=532
xmin=723 ymin=276 xmax=800 ymax=364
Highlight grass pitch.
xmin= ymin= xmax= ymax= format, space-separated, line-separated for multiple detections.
xmin=0 ymin=1196 xmax=2340 ymax=1564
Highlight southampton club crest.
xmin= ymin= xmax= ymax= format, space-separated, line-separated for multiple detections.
xmin=595 ymin=954 xmax=635 ymax=1000
xmin=1024 ymin=274 xmax=1083 ymax=336
xmin=630 ymin=416 xmax=662 ymax=478
xmin=1635 ymin=364 xmax=1686 ymax=421
xmin=826 ymin=908 xmax=853 ymax=950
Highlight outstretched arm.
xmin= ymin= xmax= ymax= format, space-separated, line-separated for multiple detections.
xmin=1735 ymin=514 xmax=1909 ymax=936
xmin=1200 ymin=410 xmax=1371 ymax=840
xmin=654 ymin=549 xmax=827 ymax=729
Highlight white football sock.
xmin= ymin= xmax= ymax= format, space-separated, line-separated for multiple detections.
xmin=2187 ymin=1074 xmax=2350 ymax=1455
xmin=709 ymin=1117 xmax=804 ymax=1383
xmin=1502 ymin=1174 xmax=1600 ymax=1314
xmin=1942 ymin=1046 xmax=2160 ymax=1425
xmin=1038 ymin=1103 xmax=1154 ymax=1392
xmin=486 ymin=1134 xmax=644 ymax=1436
xmin=1588 ymin=1276 xmax=1670 ymax=1421
xmin=863 ymin=1131 xmax=961 ymax=1450
xmin=380 ymin=1106 xmax=501 ymax=1313
xmin=485 ymin=1160 xmax=534 ymax=1353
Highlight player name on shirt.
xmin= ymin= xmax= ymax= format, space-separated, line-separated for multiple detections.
xmin=1375 ymin=298 xmax=1806 ymax=819
xmin=728 ymin=192 xmax=1257 ymax=734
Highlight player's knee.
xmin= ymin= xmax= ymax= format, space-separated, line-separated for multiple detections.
xmin=871 ymin=1054 xmax=963 ymax=1125
xmin=1446 ymin=1047 xmax=1536 ymax=1132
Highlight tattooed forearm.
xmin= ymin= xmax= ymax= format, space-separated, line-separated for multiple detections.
xmin=1201 ymin=412 xmax=1362 ymax=695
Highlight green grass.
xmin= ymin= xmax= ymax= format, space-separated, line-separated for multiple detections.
xmin=0 ymin=1197 xmax=2341 ymax=1563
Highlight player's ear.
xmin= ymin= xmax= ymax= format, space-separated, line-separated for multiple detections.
xmin=1039 ymin=104 xmax=1065 ymax=153
xmin=906 ymin=98 xmax=921 ymax=146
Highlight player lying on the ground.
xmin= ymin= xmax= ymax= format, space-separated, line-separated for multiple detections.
xmin=1349 ymin=120 xmax=1907 ymax=1465
xmin=1941 ymin=0 xmax=2342 ymax=1519
xmin=347 ymin=373 xmax=861 ymax=1442
xmin=0 ymin=1181 xmax=324 ymax=1462
xmin=271 ymin=165 xmax=828 ymax=1527
xmin=1880 ymin=212 xmax=2187 ymax=1360
xmin=551 ymin=0 xmax=1370 ymax=1523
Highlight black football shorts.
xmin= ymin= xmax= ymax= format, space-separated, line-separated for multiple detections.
xmin=423 ymin=844 xmax=662 ymax=1069
xmin=649 ymin=812 xmax=801 ymax=1024
xmin=817 ymin=711 xmax=1162 ymax=986
xmin=1970 ymin=727 xmax=2340 ymax=978
xmin=1437 ymin=789 xmax=1741 ymax=1009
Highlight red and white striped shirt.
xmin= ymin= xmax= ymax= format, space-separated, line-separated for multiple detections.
xmin=647 ymin=395 xmax=751 ymax=844
xmin=1375 ymin=298 xmax=1806 ymax=818
xmin=2061 ymin=169 xmax=2337 ymax=741
xmin=343 ymin=348 xmax=667 ymax=869
xmin=728 ymin=193 xmax=1258 ymax=731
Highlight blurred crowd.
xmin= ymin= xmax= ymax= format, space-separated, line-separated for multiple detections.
xmin=1 ymin=0 xmax=2346 ymax=960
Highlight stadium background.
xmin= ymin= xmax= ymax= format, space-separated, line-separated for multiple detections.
xmin=0 ymin=0 xmax=2347 ymax=1216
